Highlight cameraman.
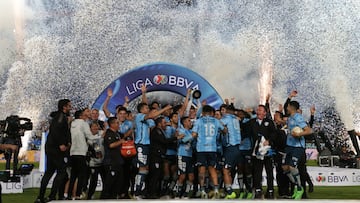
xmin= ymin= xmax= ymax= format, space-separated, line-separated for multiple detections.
xmin=2 ymin=115 xmax=31 ymax=171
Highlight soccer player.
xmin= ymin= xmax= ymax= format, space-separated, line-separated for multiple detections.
xmin=237 ymin=110 xmax=254 ymax=199
xmin=192 ymin=105 xmax=227 ymax=199
xmin=220 ymin=105 xmax=241 ymax=199
xmin=161 ymin=112 xmax=179 ymax=197
xmin=174 ymin=116 xmax=194 ymax=199
xmin=282 ymin=101 xmax=312 ymax=199
xmin=133 ymin=102 xmax=172 ymax=199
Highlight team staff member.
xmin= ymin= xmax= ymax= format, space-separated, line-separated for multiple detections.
xmin=117 ymin=106 xmax=135 ymax=199
xmin=282 ymin=101 xmax=312 ymax=200
xmin=147 ymin=117 xmax=183 ymax=198
xmin=35 ymin=99 xmax=72 ymax=203
xmin=100 ymin=117 xmax=125 ymax=199
xmin=249 ymin=105 xmax=277 ymax=199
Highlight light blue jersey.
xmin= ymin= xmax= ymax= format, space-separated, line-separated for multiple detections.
xmin=286 ymin=113 xmax=308 ymax=148
xmin=165 ymin=124 xmax=177 ymax=155
xmin=239 ymin=118 xmax=252 ymax=150
xmin=134 ymin=113 xmax=155 ymax=145
xmin=193 ymin=115 xmax=224 ymax=152
xmin=119 ymin=120 xmax=133 ymax=135
xmin=220 ymin=114 xmax=241 ymax=147
xmin=177 ymin=127 xmax=193 ymax=157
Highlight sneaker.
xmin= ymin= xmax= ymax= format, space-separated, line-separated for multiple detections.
xmin=224 ymin=191 xmax=236 ymax=199
xmin=44 ymin=197 xmax=55 ymax=203
xmin=308 ymin=184 xmax=314 ymax=193
xmin=239 ymin=192 xmax=246 ymax=199
xmin=265 ymin=190 xmax=274 ymax=199
xmin=246 ymin=192 xmax=254 ymax=199
xmin=200 ymin=191 xmax=208 ymax=199
xmin=294 ymin=188 xmax=304 ymax=200
xmin=254 ymin=190 xmax=263 ymax=199
xmin=212 ymin=191 xmax=221 ymax=199
xmin=133 ymin=195 xmax=143 ymax=200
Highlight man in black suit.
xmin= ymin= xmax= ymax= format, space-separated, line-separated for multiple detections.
xmin=249 ymin=105 xmax=277 ymax=199
xmin=35 ymin=99 xmax=72 ymax=203
xmin=147 ymin=117 xmax=183 ymax=198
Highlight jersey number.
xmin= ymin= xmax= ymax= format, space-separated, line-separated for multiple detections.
xmin=205 ymin=124 xmax=216 ymax=137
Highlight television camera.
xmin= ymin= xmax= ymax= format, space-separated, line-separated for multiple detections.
xmin=0 ymin=115 xmax=33 ymax=140
xmin=0 ymin=115 xmax=33 ymax=173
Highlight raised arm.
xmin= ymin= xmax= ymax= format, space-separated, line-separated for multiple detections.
xmin=309 ymin=105 xmax=315 ymax=128
xmin=123 ymin=96 xmax=130 ymax=108
xmin=102 ymin=88 xmax=113 ymax=118
xmin=284 ymin=90 xmax=297 ymax=116
xmin=180 ymin=89 xmax=192 ymax=117
xmin=145 ymin=105 xmax=172 ymax=120
xmin=141 ymin=84 xmax=148 ymax=104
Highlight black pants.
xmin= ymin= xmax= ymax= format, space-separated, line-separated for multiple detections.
xmin=119 ymin=158 xmax=135 ymax=198
xmin=297 ymin=150 xmax=308 ymax=198
xmin=68 ymin=155 xmax=87 ymax=198
xmin=4 ymin=138 xmax=20 ymax=171
xmin=38 ymin=155 xmax=68 ymax=200
xmin=274 ymin=153 xmax=290 ymax=196
xmin=147 ymin=158 xmax=163 ymax=198
xmin=101 ymin=165 xmax=124 ymax=199
xmin=252 ymin=156 xmax=274 ymax=191
xmin=87 ymin=165 xmax=106 ymax=200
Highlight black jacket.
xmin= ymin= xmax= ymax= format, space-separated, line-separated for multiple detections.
xmin=149 ymin=127 xmax=177 ymax=161
xmin=248 ymin=117 xmax=277 ymax=150
xmin=45 ymin=111 xmax=71 ymax=158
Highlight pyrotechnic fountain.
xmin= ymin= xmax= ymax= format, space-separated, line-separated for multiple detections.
xmin=1 ymin=0 xmax=360 ymax=151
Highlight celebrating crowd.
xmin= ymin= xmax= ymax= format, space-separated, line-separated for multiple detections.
xmin=34 ymin=86 xmax=315 ymax=202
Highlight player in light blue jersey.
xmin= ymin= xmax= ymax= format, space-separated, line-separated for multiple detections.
xmin=173 ymin=116 xmax=195 ymax=198
xmin=133 ymin=101 xmax=173 ymax=199
xmin=192 ymin=105 xmax=227 ymax=199
xmin=282 ymin=101 xmax=312 ymax=200
xmin=161 ymin=112 xmax=179 ymax=196
xmin=220 ymin=105 xmax=241 ymax=199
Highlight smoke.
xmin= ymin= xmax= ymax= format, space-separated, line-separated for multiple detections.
xmin=194 ymin=31 xmax=261 ymax=108
xmin=324 ymin=51 xmax=355 ymax=130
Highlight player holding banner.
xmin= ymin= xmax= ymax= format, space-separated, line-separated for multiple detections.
xmin=282 ymin=101 xmax=312 ymax=200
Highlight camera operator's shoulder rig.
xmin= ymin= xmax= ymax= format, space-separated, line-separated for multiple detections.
xmin=0 ymin=115 xmax=33 ymax=139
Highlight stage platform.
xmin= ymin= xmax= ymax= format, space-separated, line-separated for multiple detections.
xmin=52 ymin=200 xmax=359 ymax=203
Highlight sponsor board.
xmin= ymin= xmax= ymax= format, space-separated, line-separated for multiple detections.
xmin=2 ymin=167 xmax=360 ymax=193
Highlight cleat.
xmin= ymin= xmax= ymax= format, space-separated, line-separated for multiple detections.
xmin=239 ymin=192 xmax=245 ymax=199
xmin=224 ymin=191 xmax=236 ymax=199
xmin=294 ymin=188 xmax=304 ymax=200
xmin=292 ymin=187 xmax=298 ymax=199
xmin=246 ymin=192 xmax=254 ymax=199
